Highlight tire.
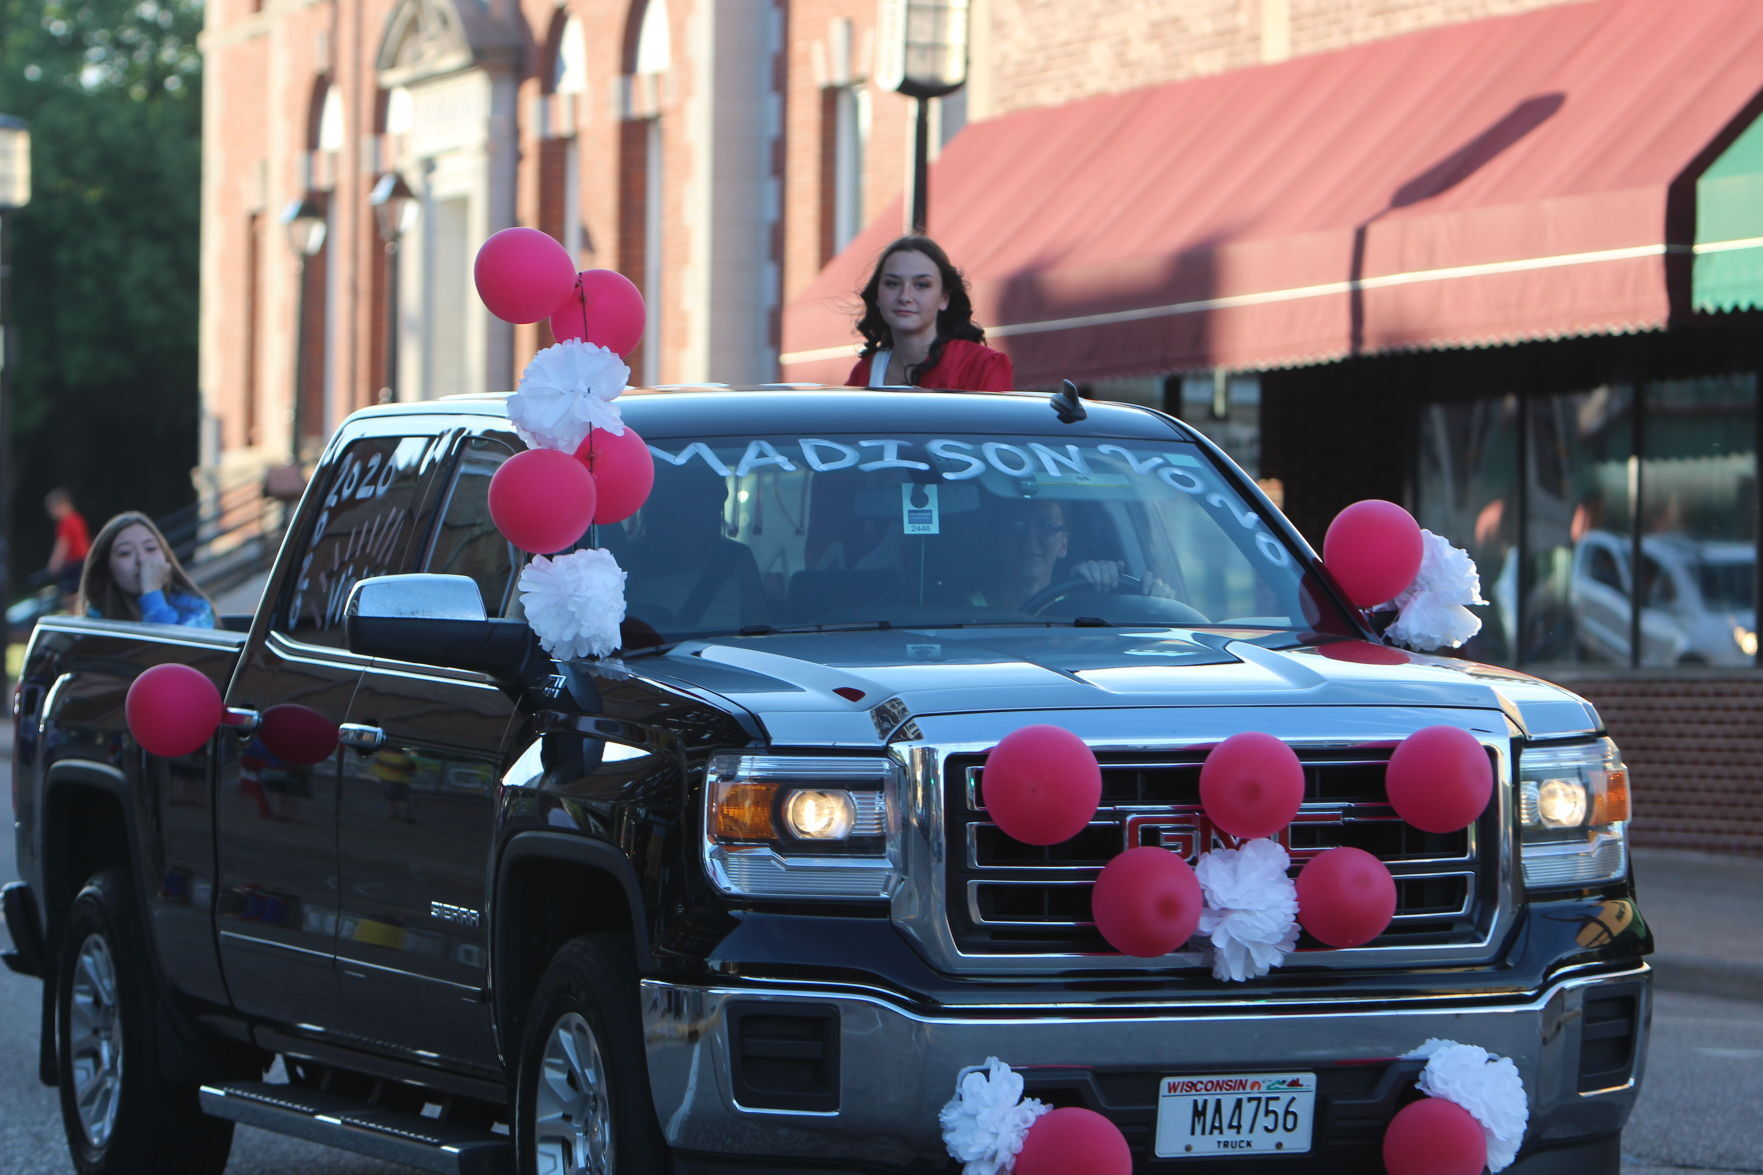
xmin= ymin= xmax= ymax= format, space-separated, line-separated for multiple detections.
xmin=56 ymin=869 xmax=234 ymax=1175
xmin=513 ymin=933 xmax=668 ymax=1175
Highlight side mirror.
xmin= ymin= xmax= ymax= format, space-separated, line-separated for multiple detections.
xmin=345 ymin=574 xmax=544 ymax=682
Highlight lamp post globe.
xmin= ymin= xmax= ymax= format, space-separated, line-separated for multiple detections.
xmin=875 ymin=1 xmax=971 ymax=233
xmin=280 ymin=193 xmax=327 ymax=461
xmin=369 ymin=173 xmax=419 ymax=402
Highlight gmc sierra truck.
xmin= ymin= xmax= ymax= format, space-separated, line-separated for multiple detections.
xmin=4 ymin=386 xmax=1650 ymax=1174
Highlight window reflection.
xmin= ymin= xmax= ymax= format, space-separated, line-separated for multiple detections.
xmin=1418 ymin=373 xmax=1757 ymax=671
xmin=1636 ymin=375 xmax=1757 ymax=667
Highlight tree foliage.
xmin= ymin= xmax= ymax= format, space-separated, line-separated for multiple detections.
xmin=0 ymin=0 xmax=202 ymax=594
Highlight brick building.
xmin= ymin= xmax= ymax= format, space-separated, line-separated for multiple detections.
xmin=200 ymin=0 xmax=1763 ymax=853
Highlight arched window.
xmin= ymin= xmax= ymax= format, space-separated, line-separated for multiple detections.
xmin=624 ymin=0 xmax=670 ymax=385
xmin=556 ymin=14 xmax=588 ymax=95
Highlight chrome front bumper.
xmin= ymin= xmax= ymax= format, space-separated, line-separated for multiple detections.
xmin=642 ymin=964 xmax=1649 ymax=1168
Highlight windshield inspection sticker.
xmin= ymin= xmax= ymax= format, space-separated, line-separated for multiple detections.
xmin=902 ymin=484 xmax=941 ymax=534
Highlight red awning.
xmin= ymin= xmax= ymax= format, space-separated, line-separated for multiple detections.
xmin=782 ymin=0 xmax=1763 ymax=386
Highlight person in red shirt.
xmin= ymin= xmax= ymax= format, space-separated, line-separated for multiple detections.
xmin=44 ymin=488 xmax=91 ymax=608
xmin=845 ymin=236 xmax=1014 ymax=392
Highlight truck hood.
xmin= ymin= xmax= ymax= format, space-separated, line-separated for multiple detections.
xmin=631 ymin=627 xmax=1601 ymax=747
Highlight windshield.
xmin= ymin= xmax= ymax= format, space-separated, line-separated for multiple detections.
xmin=590 ymin=432 xmax=1347 ymax=644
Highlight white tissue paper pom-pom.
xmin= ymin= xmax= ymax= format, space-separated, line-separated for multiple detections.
xmin=938 ymin=1057 xmax=1051 ymax=1175
xmin=1195 ymin=839 xmax=1300 ymax=982
xmin=517 ymin=549 xmax=626 ymax=660
xmin=507 ymin=339 xmax=630 ymax=452
xmin=1406 ymin=1039 xmax=1529 ymax=1172
xmin=1383 ymin=529 xmax=1487 ymax=652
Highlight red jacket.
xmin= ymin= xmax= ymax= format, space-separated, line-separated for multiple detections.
xmin=846 ymin=339 xmax=1015 ymax=392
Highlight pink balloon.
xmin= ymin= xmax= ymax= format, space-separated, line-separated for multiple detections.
xmin=258 ymin=704 xmax=339 ymax=768
xmin=1015 ymin=1107 xmax=1133 ymax=1175
xmin=1199 ymin=731 xmax=1305 ymax=840
xmin=574 ymin=426 xmax=655 ymax=524
xmin=473 ymin=228 xmax=578 ymax=324
xmin=1296 ymin=846 xmax=1396 ymax=947
xmin=126 ymin=663 xmax=223 ymax=758
xmin=981 ymin=724 xmax=1101 ymax=845
xmin=1382 ymin=1097 xmax=1487 ymax=1175
xmin=1091 ymin=847 xmax=1203 ymax=957
xmin=488 ymin=448 xmax=598 ymax=554
xmin=1322 ymin=499 xmax=1424 ymax=608
xmin=549 ymin=269 xmax=646 ymax=357
xmin=1386 ymin=725 xmax=1492 ymax=834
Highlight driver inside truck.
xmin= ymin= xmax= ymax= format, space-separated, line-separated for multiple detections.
xmin=971 ymin=496 xmax=1176 ymax=611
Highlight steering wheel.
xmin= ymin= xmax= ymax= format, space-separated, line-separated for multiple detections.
xmin=1019 ymin=573 xmax=1210 ymax=624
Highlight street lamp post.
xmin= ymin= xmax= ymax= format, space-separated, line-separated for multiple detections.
xmin=0 ymin=115 xmax=31 ymax=634
xmin=281 ymin=193 xmax=327 ymax=464
xmin=369 ymin=172 xmax=418 ymax=403
xmin=877 ymin=0 xmax=971 ymax=233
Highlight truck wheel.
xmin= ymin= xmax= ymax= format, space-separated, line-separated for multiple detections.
xmin=56 ymin=869 xmax=234 ymax=1175
xmin=514 ymin=933 xmax=669 ymax=1175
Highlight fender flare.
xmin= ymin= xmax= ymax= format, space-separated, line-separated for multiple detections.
xmin=491 ymin=831 xmax=652 ymax=1053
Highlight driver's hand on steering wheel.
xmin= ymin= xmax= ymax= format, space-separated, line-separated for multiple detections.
xmin=1072 ymin=560 xmax=1178 ymax=599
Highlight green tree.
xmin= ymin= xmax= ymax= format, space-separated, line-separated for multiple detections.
xmin=0 ymin=0 xmax=202 ymax=597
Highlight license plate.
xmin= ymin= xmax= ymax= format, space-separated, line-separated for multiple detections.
xmin=1155 ymin=1071 xmax=1316 ymax=1158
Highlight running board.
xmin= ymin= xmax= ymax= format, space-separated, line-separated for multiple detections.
xmin=199 ymin=1081 xmax=512 ymax=1175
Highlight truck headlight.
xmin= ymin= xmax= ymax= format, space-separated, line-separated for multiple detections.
xmin=704 ymin=754 xmax=901 ymax=901
xmin=1518 ymin=739 xmax=1630 ymax=888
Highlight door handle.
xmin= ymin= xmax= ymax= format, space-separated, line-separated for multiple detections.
xmin=224 ymin=707 xmax=261 ymax=735
xmin=338 ymin=723 xmax=387 ymax=753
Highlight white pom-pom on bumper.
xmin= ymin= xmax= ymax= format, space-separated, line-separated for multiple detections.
xmin=1381 ymin=529 xmax=1487 ymax=652
xmin=1407 ymin=1039 xmax=1530 ymax=1172
xmin=938 ymin=1057 xmax=1051 ymax=1175
xmin=517 ymin=548 xmax=627 ymax=660
xmin=1195 ymin=838 xmax=1300 ymax=982
xmin=507 ymin=339 xmax=631 ymax=453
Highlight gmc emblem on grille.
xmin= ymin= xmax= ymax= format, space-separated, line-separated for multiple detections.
xmin=1122 ymin=808 xmax=1344 ymax=864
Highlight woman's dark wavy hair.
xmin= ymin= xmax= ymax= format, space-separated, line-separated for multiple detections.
xmin=79 ymin=511 xmax=210 ymax=622
xmin=854 ymin=236 xmax=986 ymax=385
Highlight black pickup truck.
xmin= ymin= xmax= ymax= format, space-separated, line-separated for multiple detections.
xmin=5 ymin=387 xmax=1650 ymax=1175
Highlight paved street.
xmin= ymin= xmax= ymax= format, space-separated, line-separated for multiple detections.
xmin=2 ymin=734 xmax=1757 ymax=1171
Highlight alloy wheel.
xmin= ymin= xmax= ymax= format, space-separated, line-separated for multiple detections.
xmin=67 ymin=932 xmax=123 ymax=1147
xmin=533 ymin=1010 xmax=614 ymax=1175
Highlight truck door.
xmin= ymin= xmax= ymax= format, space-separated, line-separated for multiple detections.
xmin=335 ymin=434 xmax=521 ymax=1069
xmin=216 ymin=429 xmax=438 ymax=1030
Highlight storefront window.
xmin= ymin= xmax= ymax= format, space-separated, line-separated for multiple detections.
xmin=1523 ymin=385 xmax=1634 ymax=666
xmin=1635 ymin=374 xmax=1757 ymax=668
xmin=1416 ymin=396 xmax=1518 ymax=664
xmin=1419 ymin=371 xmax=1757 ymax=673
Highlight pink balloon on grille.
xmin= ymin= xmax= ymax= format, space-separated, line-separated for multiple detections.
xmin=1386 ymin=725 xmax=1492 ymax=834
xmin=981 ymin=724 xmax=1101 ymax=846
xmin=1199 ymin=731 xmax=1305 ymax=840
xmin=1091 ymin=847 xmax=1203 ymax=958
xmin=1295 ymin=846 xmax=1396 ymax=947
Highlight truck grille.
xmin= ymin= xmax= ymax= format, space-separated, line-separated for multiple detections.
xmin=944 ymin=746 xmax=1497 ymax=958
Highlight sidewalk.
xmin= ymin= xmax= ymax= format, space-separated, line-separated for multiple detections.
xmin=1632 ymin=846 xmax=1763 ymax=1003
